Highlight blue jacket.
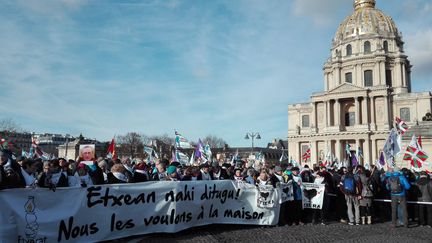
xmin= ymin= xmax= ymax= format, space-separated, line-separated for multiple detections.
xmin=385 ymin=171 xmax=411 ymax=197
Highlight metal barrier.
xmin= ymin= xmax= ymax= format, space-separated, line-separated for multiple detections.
xmin=374 ymin=199 xmax=432 ymax=205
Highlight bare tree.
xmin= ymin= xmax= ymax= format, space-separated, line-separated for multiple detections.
xmin=116 ymin=132 xmax=145 ymax=158
xmin=203 ymin=135 xmax=228 ymax=148
xmin=0 ymin=118 xmax=23 ymax=132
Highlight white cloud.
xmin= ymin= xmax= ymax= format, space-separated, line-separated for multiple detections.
xmin=292 ymin=0 xmax=349 ymax=27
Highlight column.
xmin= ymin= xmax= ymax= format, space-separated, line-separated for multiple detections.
xmin=296 ymin=142 xmax=301 ymax=163
xmin=364 ymin=138 xmax=370 ymax=165
xmin=370 ymin=96 xmax=375 ymax=129
xmin=311 ymin=140 xmax=318 ymax=164
xmin=355 ymin=97 xmax=361 ymax=125
xmin=336 ymin=139 xmax=341 ymax=162
xmin=364 ymin=96 xmax=369 ymax=125
xmin=371 ymin=139 xmax=377 ymax=162
xmin=374 ymin=62 xmax=380 ymax=85
xmin=312 ymin=102 xmax=317 ymax=131
xmin=380 ymin=61 xmax=386 ymax=86
xmin=383 ymin=95 xmax=389 ymax=125
xmin=335 ymin=99 xmax=341 ymax=127
xmin=326 ymin=101 xmax=331 ymax=127
xmin=355 ymin=139 xmax=360 ymax=164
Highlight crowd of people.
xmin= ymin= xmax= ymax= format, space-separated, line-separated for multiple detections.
xmin=1 ymin=148 xmax=431 ymax=228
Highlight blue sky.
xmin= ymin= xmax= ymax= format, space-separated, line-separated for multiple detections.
xmin=0 ymin=0 xmax=431 ymax=147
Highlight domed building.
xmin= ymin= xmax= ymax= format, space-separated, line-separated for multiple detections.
xmin=288 ymin=0 xmax=432 ymax=167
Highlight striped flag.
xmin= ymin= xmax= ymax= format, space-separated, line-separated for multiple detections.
xmin=302 ymin=147 xmax=311 ymax=162
xmin=395 ymin=117 xmax=409 ymax=135
xmin=106 ymin=138 xmax=117 ymax=160
xmin=404 ymin=135 xmax=428 ymax=169
xmin=175 ymin=130 xmax=191 ymax=148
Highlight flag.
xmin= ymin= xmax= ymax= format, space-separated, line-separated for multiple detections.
xmin=383 ymin=128 xmax=401 ymax=168
xmin=345 ymin=143 xmax=351 ymax=157
xmin=195 ymin=139 xmax=204 ymax=159
xmin=351 ymin=152 xmax=359 ymax=167
xmin=302 ymin=147 xmax=311 ymax=162
xmin=279 ymin=150 xmax=288 ymax=162
xmin=175 ymin=130 xmax=191 ymax=148
xmin=189 ymin=152 xmax=195 ymax=166
xmin=21 ymin=150 xmax=29 ymax=158
xmin=395 ymin=117 xmax=409 ymax=135
xmin=175 ymin=149 xmax=190 ymax=165
xmin=106 ymin=138 xmax=117 ymax=160
xmin=378 ymin=151 xmax=385 ymax=166
xmin=418 ymin=135 xmax=422 ymax=148
xmin=231 ymin=149 xmax=239 ymax=165
xmin=404 ymin=135 xmax=428 ymax=169
xmin=171 ymin=150 xmax=177 ymax=162
xmin=357 ymin=147 xmax=363 ymax=158
xmin=204 ymin=143 xmax=212 ymax=160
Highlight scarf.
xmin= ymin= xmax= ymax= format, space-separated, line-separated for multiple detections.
xmin=50 ymin=172 xmax=62 ymax=185
xmin=21 ymin=167 xmax=36 ymax=186
xmin=201 ymin=170 xmax=211 ymax=180
xmin=112 ymin=172 xmax=128 ymax=182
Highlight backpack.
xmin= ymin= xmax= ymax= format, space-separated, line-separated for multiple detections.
xmin=343 ymin=174 xmax=356 ymax=195
xmin=362 ymin=178 xmax=374 ymax=197
xmin=389 ymin=176 xmax=403 ymax=194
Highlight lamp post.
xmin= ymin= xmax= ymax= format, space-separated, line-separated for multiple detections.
xmin=244 ymin=132 xmax=261 ymax=152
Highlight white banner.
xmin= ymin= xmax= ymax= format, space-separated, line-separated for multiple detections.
xmin=256 ymin=184 xmax=278 ymax=208
xmin=301 ymin=183 xmax=325 ymax=209
xmin=0 ymin=181 xmax=279 ymax=243
xmin=279 ymin=181 xmax=294 ymax=203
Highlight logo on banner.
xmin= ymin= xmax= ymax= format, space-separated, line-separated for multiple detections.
xmin=18 ymin=196 xmax=47 ymax=242
xmin=257 ymin=184 xmax=276 ymax=208
xmin=280 ymin=181 xmax=294 ymax=203
xmin=301 ymin=183 xmax=325 ymax=209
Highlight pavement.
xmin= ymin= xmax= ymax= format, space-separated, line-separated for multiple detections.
xmin=104 ymin=221 xmax=432 ymax=243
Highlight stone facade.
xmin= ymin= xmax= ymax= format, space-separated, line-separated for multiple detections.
xmin=288 ymin=0 xmax=432 ymax=168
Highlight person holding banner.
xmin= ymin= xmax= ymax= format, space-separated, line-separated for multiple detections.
xmin=274 ymin=166 xmax=290 ymax=226
xmin=37 ymin=159 xmax=69 ymax=189
xmin=312 ymin=172 xmax=330 ymax=225
xmin=291 ymin=167 xmax=304 ymax=225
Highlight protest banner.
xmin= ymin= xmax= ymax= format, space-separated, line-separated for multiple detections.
xmin=301 ymin=183 xmax=325 ymax=209
xmin=0 ymin=180 xmax=279 ymax=242
xmin=279 ymin=181 xmax=294 ymax=203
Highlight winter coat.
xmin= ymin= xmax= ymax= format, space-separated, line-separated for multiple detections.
xmin=417 ymin=177 xmax=432 ymax=202
xmin=359 ymin=173 xmax=373 ymax=207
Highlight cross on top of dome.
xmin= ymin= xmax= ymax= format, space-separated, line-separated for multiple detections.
xmin=354 ymin=0 xmax=376 ymax=10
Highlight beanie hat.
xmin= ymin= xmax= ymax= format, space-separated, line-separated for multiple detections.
xmin=167 ymin=165 xmax=177 ymax=175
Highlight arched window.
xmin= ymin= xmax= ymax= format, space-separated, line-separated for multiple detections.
xmin=383 ymin=41 xmax=388 ymax=53
xmin=346 ymin=44 xmax=352 ymax=56
xmin=345 ymin=72 xmax=353 ymax=83
xmin=364 ymin=70 xmax=373 ymax=86
xmin=364 ymin=41 xmax=371 ymax=54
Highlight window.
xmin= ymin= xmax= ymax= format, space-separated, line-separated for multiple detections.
xmin=400 ymin=108 xmax=410 ymax=122
xmin=364 ymin=70 xmax=373 ymax=86
xmin=383 ymin=41 xmax=388 ymax=53
xmin=364 ymin=41 xmax=371 ymax=54
xmin=345 ymin=112 xmax=355 ymax=126
xmin=345 ymin=72 xmax=353 ymax=83
xmin=386 ymin=70 xmax=392 ymax=86
xmin=302 ymin=115 xmax=310 ymax=127
xmin=346 ymin=44 xmax=352 ymax=56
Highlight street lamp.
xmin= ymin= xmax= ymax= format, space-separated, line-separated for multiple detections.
xmin=244 ymin=132 xmax=261 ymax=152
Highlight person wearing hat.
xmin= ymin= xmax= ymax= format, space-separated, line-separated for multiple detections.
xmin=210 ymin=161 xmax=229 ymax=180
xmin=232 ymin=167 xmax=245 ymax=182
xmin=199 ymin=162 xmax=212 ymax=180
xmin=166 ymin=165 xmax=179 ymax=181
xmin=133 ymin=162 xmax=149 ymax=183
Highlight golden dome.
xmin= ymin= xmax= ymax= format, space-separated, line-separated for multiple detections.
xmin=333 ymin=0 xmax=399 ymax=45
